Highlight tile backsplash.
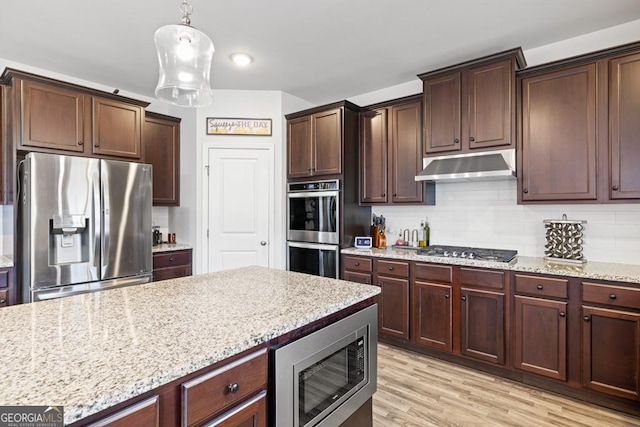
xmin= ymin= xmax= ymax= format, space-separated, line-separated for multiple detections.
xmin=373 ymin=180 xmax=640 ymax=265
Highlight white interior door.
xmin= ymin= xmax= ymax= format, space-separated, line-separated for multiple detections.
xmin=207 ymin=147 xmax=271 ymax=272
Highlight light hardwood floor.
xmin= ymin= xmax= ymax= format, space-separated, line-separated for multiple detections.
xmin=373 ymin=343 xmax=640 ymax=427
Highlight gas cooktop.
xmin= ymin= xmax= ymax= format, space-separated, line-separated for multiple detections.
xmin=417 ymin=245 xmax=518 ymax=263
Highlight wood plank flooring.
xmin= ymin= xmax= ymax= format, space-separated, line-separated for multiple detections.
xmin=373 ymin=343 xmax=640 ymax=427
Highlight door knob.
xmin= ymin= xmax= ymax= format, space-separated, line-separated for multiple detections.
xmin=260 ymin=241 xmax=267 ymax=246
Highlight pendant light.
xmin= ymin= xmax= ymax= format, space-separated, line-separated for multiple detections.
xmin=154 ymin=0 xmax=214 ymax=107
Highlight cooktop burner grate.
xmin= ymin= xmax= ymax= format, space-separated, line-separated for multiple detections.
xmin=417 ymin=245 xmax=518 ymax=263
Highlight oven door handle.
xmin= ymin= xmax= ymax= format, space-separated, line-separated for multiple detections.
xmin=287 ymin=241 xmax=339 ymax=251
xmin=287 ymin=190 xmax=340 ymax=198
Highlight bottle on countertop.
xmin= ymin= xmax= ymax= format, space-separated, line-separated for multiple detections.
xmin=378 ymin=228 xmax=387 ymax=248
xmin=423 ymin=218 xmax=430 ymax=247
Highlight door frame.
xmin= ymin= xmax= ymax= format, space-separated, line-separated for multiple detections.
xmin=200 ymin=141 xmax=276 ymax=273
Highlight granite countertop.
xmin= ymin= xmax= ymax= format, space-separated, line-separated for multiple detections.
xmin=342 ymin=247 xmax=640 ymax=285
xmin=0 ymin=255 xmax=13 ymax=268
xmin=152 ymin=243 xmax=192 ymax=253
xmin=0 ymin=266 xmax=379 ymax=424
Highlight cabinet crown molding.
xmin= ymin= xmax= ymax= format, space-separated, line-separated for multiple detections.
xmin=0 ymin=67 xmax=150 ymax=108
xmin=418 ymin=47 xmax=526 ymax=81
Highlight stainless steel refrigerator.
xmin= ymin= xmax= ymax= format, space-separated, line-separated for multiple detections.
xmin=18 ymin=152 xmax=152 ymax=302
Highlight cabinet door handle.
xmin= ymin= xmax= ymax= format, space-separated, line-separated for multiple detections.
xmin=583 ymin=316 xmax=590 ymax=322
xmin=227 ymin=383 xmax=240 ymax=394
xmin=381 ymin=193 xmax=386 ymax=197
xmin=559 ymin=312 xmax=566 ymax=318
xmin=94 ymin=142 xmax=100 ymax=147
xmin=454 ymin=138 xmax=460 ymax=144
xmin=523 ymin=189 xmax=529 ymax=194
xmin=445 ymin=295 xmax=450 ymax=299
xmin=461 ymin=296 xmax=466 ymax=301
xmin=0 ymin=299 xmax=6 ymax=304
xmin=536 ymin=284 xmax=543 ymax=290
xmin=311 ymin=167 xmax=316 ymax=172
xmin=469 ymin=137 xmax=475 ymax=142
xmin=609 ymin=294 xmax=617 ymax=300
xmin=612 ymin=185 xmax=619 ymax=191
xmin=77 ymin=140 xmax=83 ymax=146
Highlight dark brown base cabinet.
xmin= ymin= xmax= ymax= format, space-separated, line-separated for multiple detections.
xmin=375 ymin=259 xmax=410 ymax=340
xmin=412 ymin=281 xmax=452 ymax=352
xmin=581 ymin=281 xmax=640 ymax=401
xmin=0 ymin=267 xmax=14 ymax=307
xmin=461 ymin=288 xmax=505 ymax=365
xmin=153 ymin=249 xmax=192 ymax=282
xmin=341 ymin=253 xmax=640 ymax=417
xmin=514 ymin=296 xmax=567 ymax=380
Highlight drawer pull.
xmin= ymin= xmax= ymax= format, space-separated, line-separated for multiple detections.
xmin=388 ymin=267 xmax=394 ymax=271
xmin=227 ymin=383 xmax=240 ymax=394
xmin=536 ymin=284 xmax=543 ymax=290
xmin=583 ymin=316 xmax=590 ymax=322
xmin=0 ymin=299 xmax=5 ymax=304
xmin=559 ymin=312 xmax=566 ymax=318
xmin=169 ymin=257 xmax=175 ymax=262
xmin=354 ymin=262 xmax=360 ymax=266
xmin=609 ymin=294 xmax=617 ymax=300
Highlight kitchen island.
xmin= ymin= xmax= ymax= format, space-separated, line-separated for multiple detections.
xmin=0 ymin=266 xmax=379 ymax=425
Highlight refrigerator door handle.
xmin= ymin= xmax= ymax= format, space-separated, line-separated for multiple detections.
xmin=101 ymin=165 xmax=110 ymax=273
xmin=93 ymin=164 xmax=101 ymax=270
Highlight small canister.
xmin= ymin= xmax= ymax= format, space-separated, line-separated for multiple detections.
xmin=169 ymin=233 xmax=176 ymax=244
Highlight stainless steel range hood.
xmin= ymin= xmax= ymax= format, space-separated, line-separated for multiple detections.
xmin=415 ymin=149 xmax=516 ymax=182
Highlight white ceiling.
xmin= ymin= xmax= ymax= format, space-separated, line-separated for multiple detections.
xmin=1 ymin=0 xmax=640 ymax=105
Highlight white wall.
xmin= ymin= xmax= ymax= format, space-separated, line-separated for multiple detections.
xmin=347 ymin=19 xmax=640 ymax=265
xmin=195 ymin=90 xmax=294 ymax=274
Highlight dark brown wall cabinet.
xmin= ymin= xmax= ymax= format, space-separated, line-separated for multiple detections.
xmin=286 ymin=103 xmax=358 ymax=180
xmin=609 ymin=52 xmax=640 ymax=200
xmin=144 ymin=112 xmax=181 ymax=206
xmin=360 ymin=96 xmax=432 ymax=205
xmin=1 ymin=70 xmax=147 ymax=160
xmin=518 ymin=42 xmax=640 ymax=203
xmin=419 ymin=48 xmax=525 ymax=156
xmin=520 ymin=64 xmax=597 ymax=201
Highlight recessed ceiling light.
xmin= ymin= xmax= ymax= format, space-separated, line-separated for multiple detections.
xmin=230 ymin=53 xmax=253 ymax=66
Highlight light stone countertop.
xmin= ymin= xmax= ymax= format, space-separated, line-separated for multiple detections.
xmin=0 ymin=266 xmax=379 ymax=424
xmin=152 ymin=243 xmax=192 ymax=253
xmin=0 ymin=255 xmax=12 ymax=268
xmin=342 ymin=247 xmax=640 ymax=285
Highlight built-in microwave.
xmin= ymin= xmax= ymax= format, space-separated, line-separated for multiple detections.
xmin=274 ymin=304 xmax=378 ymax=427
xmin=287 ymin=180 xmax=339 ymax=245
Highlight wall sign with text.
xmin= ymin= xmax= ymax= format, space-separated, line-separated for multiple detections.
xmin=206 ymin=118 xmax=272 ymax=136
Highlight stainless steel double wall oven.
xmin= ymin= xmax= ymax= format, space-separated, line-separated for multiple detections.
xmin=287 ymin=180 xmax=340 ymax=278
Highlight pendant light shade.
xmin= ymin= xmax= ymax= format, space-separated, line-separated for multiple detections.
xmin=154 ymin=1 xmax=214 ymax=107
